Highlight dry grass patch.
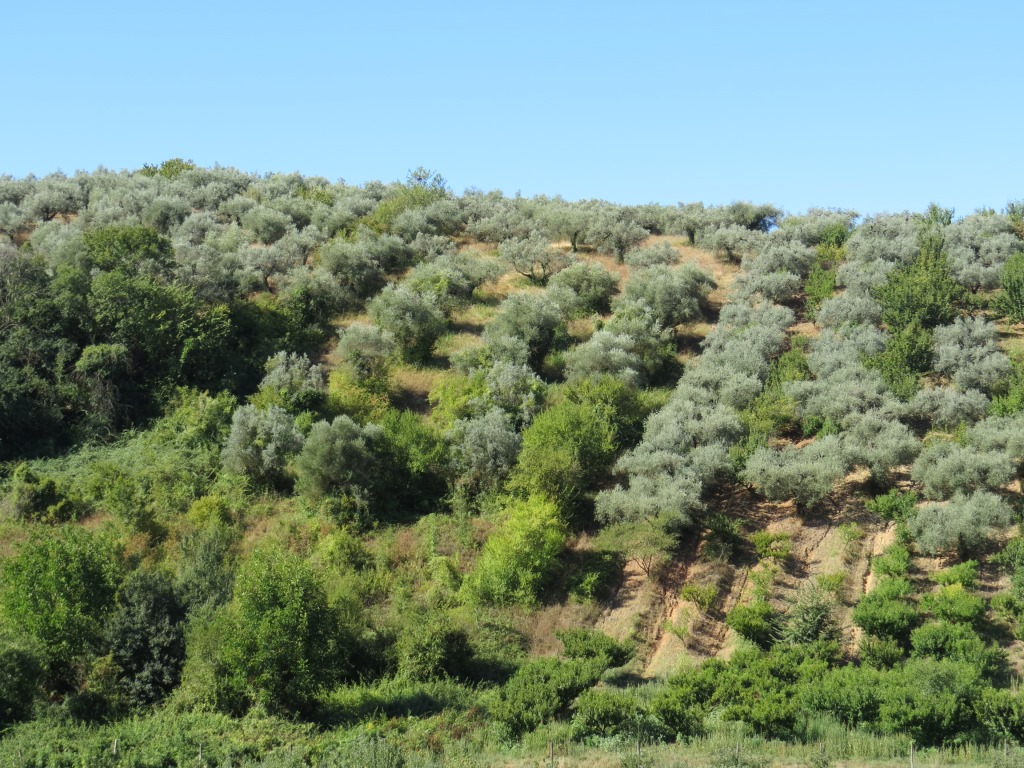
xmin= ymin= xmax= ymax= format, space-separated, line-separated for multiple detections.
xmin=435 ymin=331 xmax=484 ymax=359
xmin=390 ymin=364 xmax=448 ymax=414
xmin=451 ymin=301 xmax=498 ymax=330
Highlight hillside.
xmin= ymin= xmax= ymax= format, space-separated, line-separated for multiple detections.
xmin=2 ymin=164 xmax=1024 ymax=767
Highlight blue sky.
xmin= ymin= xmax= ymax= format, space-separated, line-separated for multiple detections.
xmin=3 ymin=0 xmax=1021 ymax=216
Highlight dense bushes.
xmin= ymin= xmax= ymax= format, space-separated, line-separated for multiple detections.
xmin=8 ymin=169 xmax=1024 ymax=762
xmin=461 ymin=496 xmax=567 ymax=606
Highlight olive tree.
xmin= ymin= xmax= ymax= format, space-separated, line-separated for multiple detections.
xmin=816 ymin=291 xmax=884 ymax=329
xmin=293 ymin=415 xmax=382 ymax=500
xmin=404 ymin=253 xmax=502 ymax=314
xmin=448 ymin=407 xmax=522 ymax=493
xmin=603 ymin=303 xmax=675 ymax=378
xmin=911 ymin=491 xmax=1013 ymax=557
xmin=252 ymin=352 xmax=326 ymax=413
xmin=911 ymin=441 xmax=1014 ymax=500
xmin=368 ymin=283 xmax=448 ymax=362
xmin=672 ymin=202 xmax=707 ymax=244
xmin=499 ymin=234 xmax=572 ymax=284
xmin=932 ymin=317 xmax=1011 ymax=392
xmin=595 ymin=456 xmax=704 ymax=527
xmin=24 ymin=174 xmax=82 ymax=222
xmin=908 ymin=387 xmax=989 ymax=431
xmin=612 ymin=264 xmax=715 ymax=328
xmin=623 ymin=241 xmax=679 ymax=267
xmin=221 ymin=405 xmax=304 ymax=485
xmin=483 ymin=293 xmax=567 ymax=368
xmin=967 ymin=413 xmax=1024 ymax=469
xmin=841 ymin=410 xmax=921 ymax=485
xmin=336 ymin=323 xmax=396 ymax=385
xmin=700 ymin=224 xmax=763 ymax=262
xmin=776 ymin=208 xmax=857 ymax=247
xmin=742 ymin=435 xmax=847 ymax=511
xmin=944 ymin=213 xmax=1021 ymax=291
xmin=547 ymin=261 xmax=619 ymax=314
xmin=562 ymin=330 xmax=644 ymax=385
xmin=241 ymin=205 xmax=294 ymax=245
xmin=589 ymin=214 xmax=649 ymax=262
xmin=732 ymin=269 xmax=803 ymax=303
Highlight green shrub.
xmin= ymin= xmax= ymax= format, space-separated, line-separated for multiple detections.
xmin=992 ymin=537 xmax=1024 ymax=573
xmin=704 ymin=513 xmax=744 ymax=561
xmin=710 ymin=750 xmax=771 ymax=768
xmin=996 ymin=251 xmax=1024 ymax=324
xmin=0 ymin=527 xmax=122 ymax=688
xmin=106 ymin=568 xmax=186 ymax=707
xmin=851 ymin=577 xmax=920 ymax=644
xmin=5 ymin=463 xmax=80 ymax=523
xmin=395 ymin=617 xmax=471 ymax=682
xmin=571 ymin=688 xmax=664 ymax=741
xmin=461 ymin=495 xmax=567 ymax=606
xmin=326 ymin=369 xmax=391 ymax=424
xmin=200 ymin=547 xmax=349 ymax=716
xmin=508 ymin=399 xmax=618 ymax=514
xmin=781 ymin=586 xmax=840 ymax=645
xmin=804 ymin=247 xmax=840 ymax=319
xmin=749 ymin=531 xmax=792 ymax=562
xmin=0 ymin=640 xmax=43 ymax=727
xmin=681 ymin=583 xmax=719 ymax=613
xmin=858 ymin=635 xmax=904 ymax=668
xmin=726 ymin=601 xmax=779 ymax=649
xmin=815 ymin=572 xmax=846 ymax=596
xmin=865 ymin=489 xmax=918 ymax=520
xmin=976 ymin=687 xmax=1024 ymax=744
xmin=871 ymin=544 xmax=911 ymax=578
xmin=490 ymin=657 xmax=606 ymax=737
xmin=920 ymin=584 xmax=985 ymax=625
xmin=567 ymin=550 xmax=622 ymax=603
xmin=873 ymin=657 xmax=984 ymax=747
xmin=910 ymin=621 xmax=1004 ymax=678
xmin=932 ymin=560 xmax=979 ymax=588
xmin=650 ymin=670 xmax=713 ymax=739
xmin=557 ymin=629 xmax=633 ymax=667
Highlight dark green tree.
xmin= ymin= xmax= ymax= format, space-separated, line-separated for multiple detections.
xmin=106 ymin=569 xmax=186 ymax=707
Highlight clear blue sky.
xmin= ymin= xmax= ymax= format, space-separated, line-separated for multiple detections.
xmin=3 ymin=0 xmax=1021 ymax=216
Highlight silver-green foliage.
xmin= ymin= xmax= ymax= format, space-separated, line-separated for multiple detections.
xmin=368 ymin=284 xmax=448 ymax=362
xmin=911 ymin=441 xmax=1014 ymax=500
xmin=256 ymin=352 xmax=326 ymax=412
xmin=932 ymin=317 xmax=1011 ymax=392
xmin=221 ymin=405 xmax=303 ymax=484
xmin=908 ymin=387 xmax=989 ymax=430
xmin=448 ymin=407 xmax=522 ymax=493
xmin=336 ymin=323 xmax=396 ymax=383
xmin=700 ymin=223 xmax=763 ymax=262
xmin=547 ymin=261 xmax=619 ymax=314
xmin=944 ymin=213 xmax=1021 ymax=291
xmin=613 ymin=264 xmax=715 ymax=328
xmin=294 ymin=416 xmax=382 ymax=499
xmin=499 ymin=233 xmax=572 ymax=284
xmin=911 ymin=491 xmax=1013 ymax=556
xmin=967 ymin=413 xmax=1024 ymax=467
xmin=742 ymin=435 xmax=847 ymax=509
xmin=561 ymin=331 xmax=644 ymax=386
xmin=841 ymin=410 xmax=921 ymax=482
xmin=483 ymin=293 xmax=567 ymax=367
xmin=623 ymin=241 xmax=679 ymax=267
